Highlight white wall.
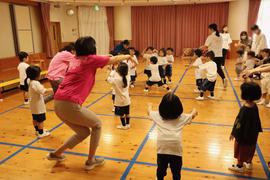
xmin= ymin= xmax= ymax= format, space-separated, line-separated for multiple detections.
xmin=114 ymin=6 xmax=132 ymax=40
xmin=50 ymin=4 xmax=79 ymax=42
xmin=30 ymin=6 xmax=43 ymax=53
xmin=228 ymin=0 xmax=249 ymax=40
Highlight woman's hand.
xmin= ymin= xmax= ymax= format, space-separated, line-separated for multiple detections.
xmin=191 ymin=108 xmax=198 ymax=119
xmin=229 ymin=135 xmax=234 ymax=141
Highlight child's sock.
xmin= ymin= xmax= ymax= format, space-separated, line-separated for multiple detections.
xmin=145 ymin=87 xmax=149 ymax=90
xmin=126 ymin=117 xmax=130 ymax=125
xmin=237 ymin=164 xmax=243 ymax=168
xmin=34 ymin=126 xmax=39 ymax=131
xmin=166 ymin=87 xmax=170 ymax=91
xmin=210 ymin=92 xmax=214 ymax=97
xmin=120 ymin=118 xmax=126 ymax=126
xmin=38 ymin=129 xmax=44 ymax=134
xmin=200 ymin=92 xmax=204 ymax=97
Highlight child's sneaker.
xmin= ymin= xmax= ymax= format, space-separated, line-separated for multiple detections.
xmin=85 ymin=158 xmax=105 ymax=171
xmin=46 ymin=152 xmax=66 ymax=162
xmin=112 ymin=107 xmax=115 ymax=112
xmin=126 ymin=124 xmax=130 ymax=129
xmin=144 ymin=89 xmax=149 ymax=92
xmin=24 ymin=100 xmax=29 ymax=105
xmin=228 ymin=164 xmax=244 ymax=172
xmin=243 ymin=162 xmax=253 ymax=170
xmin=38 ymin=131 xmax=50 ymax=138
xmin=257 ymin=99 xmax=265 ymax=105
xmin=194 ymin=89 xmax=200 ymax=93
xmin=117 ymin=125 xmax=128 ymax=130
xmin=266 ymin=103 xmax=270 ymax=108
xmin=167 ymin=81 xmax=172 ymax=85
xmin=207 ymin=95 xmax=215 ymax=99
xmin=196 ymin=96 xmax=204 ymax=100
xmin=167 ymin=89 xmax=172 ymax=92
xmin=234 ymin=77 xmax=240 ymax=81
xmin=130 ymin=84 xmax=135 ymax=88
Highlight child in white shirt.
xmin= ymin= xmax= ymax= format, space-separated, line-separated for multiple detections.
xmin=127 ymin=47 xmax=138 ymax=88
xmin=107 ymin=62 xmax=131 ymax=130
xmin=192 ymin=49 xmax=204 ymax=93
xmin=26 ymin=66 xmax=53 ymax=138
xmin=234 ymin=50 xmax=245 ymax=81
xmin=17 ymin=51 xmax=30 ymax=104
xmin=144 ymin=57 xmax=171 ymax=93
xmin=243 ymin=51 xmax=256 ymax=82
xmin=165 ymin=48 xmax=174 ymax=84
xmin=189 ymin=51 xmax=217 ymax=100
xmin=157 ymin=48 xmax=168 ymax=85
xmin=142 ymin=46 xmax=157 ymax=78
xmin=147 ymin=93 xmax=198 ymax=180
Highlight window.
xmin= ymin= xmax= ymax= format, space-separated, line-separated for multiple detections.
xmin=257 ymin=0 xmax=270 ymax=47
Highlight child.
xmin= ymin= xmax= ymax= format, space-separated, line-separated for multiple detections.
xmin=235 ymin=50 xmax=245 ymax=81
xmin=107 ymin=62 xmax=131 ymax=130
xmin=166 ymin=48 xmax=174 ymax=84
xmin=190 ymin=51 xmax=217 ymax=100
xmin=257 ymin=49 xmax=270 ymax=107
xmin=157 ymin=48 xmax=168 ymax=84
xmin=144 ymin=56 xmax=171 ymax=93
xmin=243 ymin=45 xmax=251 ymax=62
xmin=229 ymin=82 xmax=262 ymax=172
xmin=17 ymin=51 xmax=30 ymax=104
xmin=25 ymin=66 xmax=53 ymax=138
xmin=191 ymin=49 xmax=203 ymax=93
xmin=142 ymin=46 xmax=157 ymax=78
xmin=147 ymin=93 xmax=198 ymax=180
xmin=128 ymin=47 xmax=139 ymax=88
xmin=108 ymin=64 xmax=117 ymax=112
xmin=242 ymin=51 xmax=256 ymax=81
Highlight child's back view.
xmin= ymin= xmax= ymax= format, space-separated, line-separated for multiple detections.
xmin=148 ymin=93 xmax=198 ymax=180
xmin=17 ymin=51 xmax=30 ymax=104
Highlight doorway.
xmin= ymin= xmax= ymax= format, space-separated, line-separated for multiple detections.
xmin=50 ymin=22 xmax=62 ymax=55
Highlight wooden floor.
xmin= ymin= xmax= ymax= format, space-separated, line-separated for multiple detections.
xmin=0 ymin=58 xmax=269 ymax=180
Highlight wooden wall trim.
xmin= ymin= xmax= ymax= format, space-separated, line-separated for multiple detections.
xmin=0 ymin=0 xmax=38 ymax=6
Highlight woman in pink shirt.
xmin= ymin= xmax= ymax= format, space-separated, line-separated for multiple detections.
xmin=46 ymin=37 xmax=130 ymax=170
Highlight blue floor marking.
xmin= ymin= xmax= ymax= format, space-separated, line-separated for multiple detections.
xmin=225 ymin=67 xmax=270 ymax=179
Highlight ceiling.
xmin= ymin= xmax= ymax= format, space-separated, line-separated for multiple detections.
xmin=31 ymin=0 xmax=235 ymax=6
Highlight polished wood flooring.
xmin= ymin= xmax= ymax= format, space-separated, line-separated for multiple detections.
xmin=0 ymin=58 xmax=269 ymax=180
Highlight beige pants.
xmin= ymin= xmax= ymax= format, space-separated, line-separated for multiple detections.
xmin=54 ymin=100 xmax=102 ymax=149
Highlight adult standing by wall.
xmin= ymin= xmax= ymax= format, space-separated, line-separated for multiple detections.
xmin=220 ymin=25 xmax=232 ymax=67
xmin=202 ymin=23 xmax=228 ymax=89
xmin=46 ymin=36 xmax=130 ymax=170
xmin=114 ymin=40 xmax=130 ymax=53
xmin=235 ymin=31 xmax=252 ymax=52
xmin=251 ymin=25 xmax=268 ymax=58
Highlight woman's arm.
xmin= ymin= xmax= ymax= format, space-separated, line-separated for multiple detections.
xmin=107 ymin=55 xmax=131 ymax=65
xmin=244 ymin=64 xmax=270 ymax=76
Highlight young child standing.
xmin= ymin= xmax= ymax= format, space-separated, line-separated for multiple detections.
xmin=165 ymin=48 xmax=174 ymax=84
xmin=142 ymin=46 xmax=157 ymax=78
xmin=235 ymin=50 xmax=245 ymax=81
xmin=17 ymin=51 xmax=30 ymax=104
xmin=147 ymin=93 xmax=198 ymax=180
xmin=107 ymin=62 xmax=131 ymax=130
xmin=26 ymin=66 xmax=53 ymax=138
xmin=189 ymin=51 xmax=217 ymax=100
xmin=191 ymin=49 xmax=204 ymax=93
xmin=229 ymin=82 xmax=262 ymax=172
xmin=157 ymin=48 xmax=168 ymax=85
xmin=128 ymin=47 xmax=139 ymax=88
xmin=144 ymin=57 xmax=171 ymax=93
xmin=242 ymin=51 xmax=256 ymax=81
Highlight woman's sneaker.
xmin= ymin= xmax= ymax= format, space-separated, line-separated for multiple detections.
xmin=126 ymin=124 xmax=130 ymax=129
xmin=243 ymin=162 xmax=253 ymax=170
xmin=46 ymin=152 xmax=66 ymax=162
xmin=196 ymin=96 xmax=204 ymax=100
xmin=38 ymin=131 xmax=50 ymax=138
xmin=85 ymin=158 xmax=105 ymax=170
xmin=207 ymin=95 xmax=215 ymax=99
xmin=228 ymin=164 xmax=244 ymax=172
xmin=117 ymin=125 xmax=128 ymax=130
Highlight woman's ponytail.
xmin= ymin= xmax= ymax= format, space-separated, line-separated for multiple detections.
xmin=117 ymin=62 xmax=129 ymax=88
xmin=208 ymin=23 xmax=220 ymax=37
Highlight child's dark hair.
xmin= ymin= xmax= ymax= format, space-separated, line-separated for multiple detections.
xmin=221 ymin=25 xmax=228 ymax=33
xmin=166 ymin=47 xmax=174 ymax=52
xmin=236 ymin=50 xmax=244 ymax=56
xmin=150 ymin=56 xmax=158 ymax=64
xmin=240 ymin=31 xmax=248 ymax=40
xmin=123 ymin=40 xmax=130 ymax=46
xmin=194 ymin=49 xmax=202 ymax=57
xmin=262 ymin=48 xmax=270 ymax=54
xmin=75 ymin=36 xmax=96 ymax=56
xmin=159 ymin=48 xmax=166 ymax=56
xmin=60 ymin=43 xmax=75 ymax=52
xmin=205 ymin=51 xmax=215 ymax=60
xmin=146 ymin=46 xmax=154 ymax=51
xmin=251 ymin=25 xmax=259 ymax=31
xmin=109 ymin=50 xmax=118 ymax=56
xmin=241 ymin=82 xmax=261 ymax=101
xmin=24 ymin=66 xmax=41 ymax=88
xmin=159 ymin=93 xmax=183 ymax=120
xmin=18 ymin=51 xmax=28 ymax=62
xmin=117 ymin=62 xmax=128 ymax=88
xmin=208 ymin=23 xmax=220 ymax=37
xmin=247 ymin=51 xmax=256 ymax=58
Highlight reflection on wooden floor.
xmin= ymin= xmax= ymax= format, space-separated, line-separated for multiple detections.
xmin=0 ymin=58 xmax=269 ymax=180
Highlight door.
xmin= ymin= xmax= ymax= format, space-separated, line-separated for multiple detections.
xmin=50 ymin=22 xmax=62 ymax=55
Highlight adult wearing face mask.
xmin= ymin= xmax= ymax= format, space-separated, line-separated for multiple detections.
xmin=235 ymin=31 xmax=252 ymax=52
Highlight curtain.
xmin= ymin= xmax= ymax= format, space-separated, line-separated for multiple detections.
xmin=78 ymin=6 xmax=110 ymax=55
xmin=248 ymin=0 xmax=261 ymax=36
xmin=40 ymin=3 xmax=53 ymax=58
xmin=131 ymin=3 xmax=229 ymax=56
xmin=106 ymin=7 xmax=114 ymax=51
